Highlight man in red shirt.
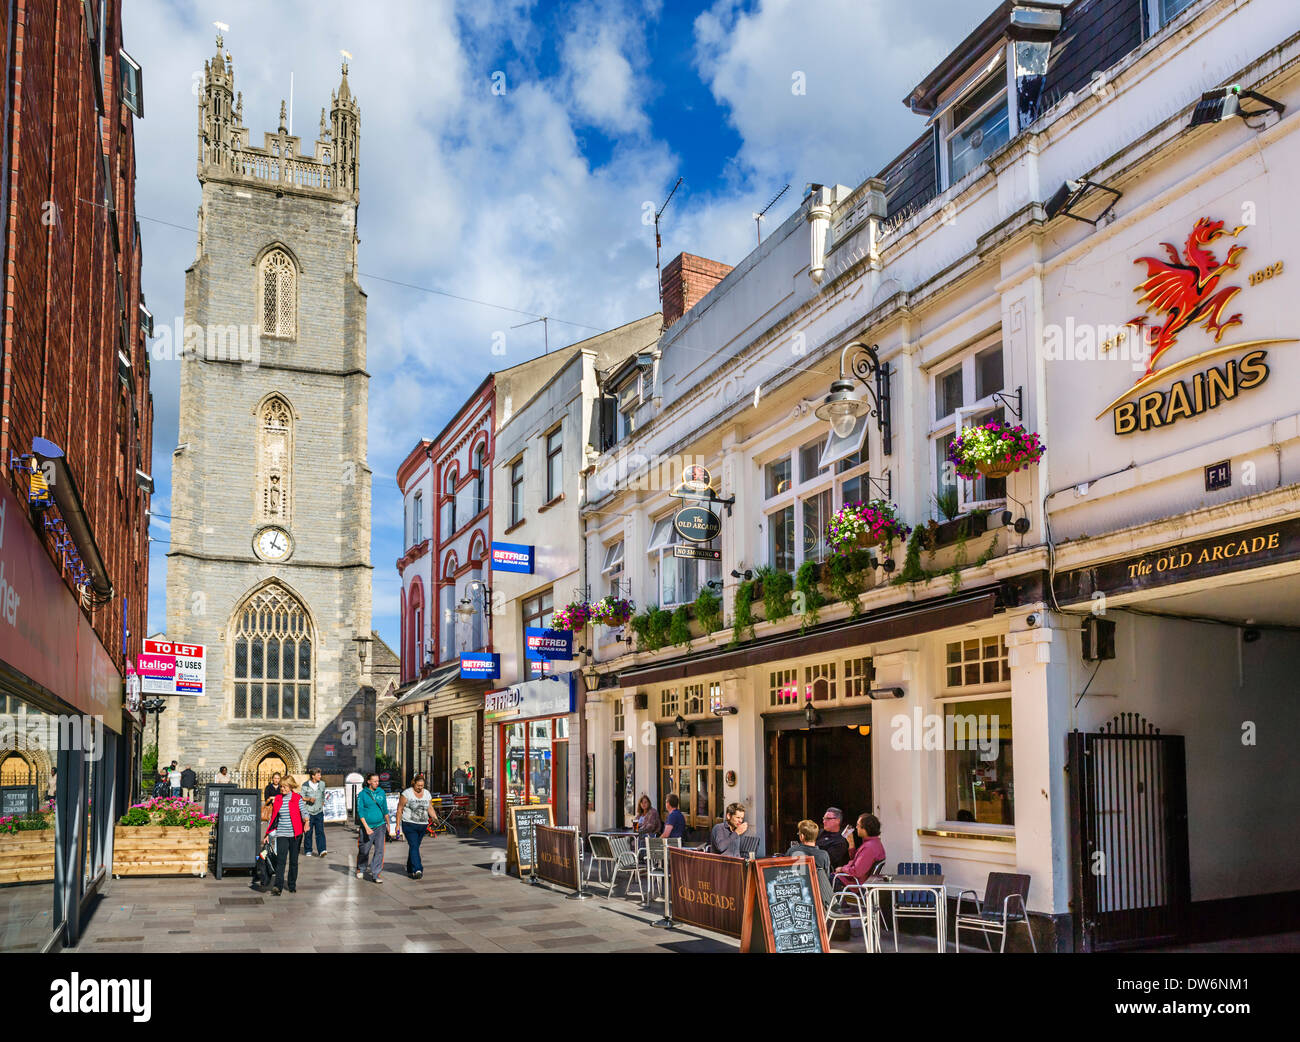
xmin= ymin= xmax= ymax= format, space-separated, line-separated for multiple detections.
xmin=839 ymin=813 xmax=886 ymax=884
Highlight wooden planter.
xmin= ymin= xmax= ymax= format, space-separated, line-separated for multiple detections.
xmin=112 ymin=825 xmax=212 ymax=878
xmin=0 ymin=829 xmax=56 ymax=885
xmin=925 ymin=511 xmax=990 ymax=550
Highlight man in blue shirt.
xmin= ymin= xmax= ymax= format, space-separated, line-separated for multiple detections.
xmin=663 ymin=793 xmax=688 ymax=840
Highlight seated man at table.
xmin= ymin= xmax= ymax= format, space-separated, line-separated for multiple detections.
xmin=708 ymin=802 xmax=748 ymax=856
xmin=816 ymin=806 xmax=852 ymax=872
xmin=786 ymin=819 xmax=833 ymax=912
xmin=662 ymin=793 xmax=688 ymax=841
xmin=837 ymin=813 xmax=886 ymax=886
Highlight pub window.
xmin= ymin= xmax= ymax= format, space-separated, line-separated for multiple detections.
xmin=944 ymin=635 xmax=1010 ymax=689
xmin=930 ymin=334 xmax=1006 ymax=515
xmin=647 ymin=514 xmax=720 ymax=609
xmin=708 ymin=682 xmax=723 ymax=714
xmin=232 ymin=584 xmax=313 ymax=721
xmin=683 ymin=683 xmax=705 ymax=716
xmin=805 ymin=661 xmax=837 ymax=702
xmin=762 ymin=437 xmax=838 ymax=572
xmin=601 ymin=540 xmax=624 ymax=598
xmin=659 ymin=734 xmax=724 ymax=830
xmin=659 ymin=687 xmax=680 ymax=719
xmin=844 ymin=657 xmax=874 ymax=698
xmin=942 ymin=53 xmax=1010 ymax=186
xmin=612 ymin=697 xmax=624 ymax=736
xmin=940 ymin=695 xmax=1014 ymax=826
xmin=769 ymin=667 xmax=798 ymax=708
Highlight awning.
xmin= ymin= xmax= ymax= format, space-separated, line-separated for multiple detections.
xmin=389 ymin=663 xmax=462 ymax=710
xmin=616 ymin=588 xmax=999 ymax=687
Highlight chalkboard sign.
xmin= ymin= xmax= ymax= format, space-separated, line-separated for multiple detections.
xmin=204 ymin=784 xmax=233 ymax=819
xmin=0 ymin=785 xmax=37 ymax=817
xmin=740 ymin=855 xmax=830 ymax=954
xmin=506 ymin=804 xmax=554 ymax=876
xmin=213 ymin=788 xmax=260 ymax=880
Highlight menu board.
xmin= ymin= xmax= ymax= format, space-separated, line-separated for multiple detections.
xmin=322 ymin=787 xmax=347 ymax=823
xmin=506 ymin=804 xmax=554 ymax=875
xmin=204 ymin=784 xmax=233 ymax=819
xmin=0 ymin=785 xmax=37 ymax=817
xmin=740 ymin=856 xmax=830 ymax=954
xmin=213 ymin=789 xmax=260 ymax=880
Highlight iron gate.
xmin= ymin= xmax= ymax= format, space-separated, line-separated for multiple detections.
xmin=1067 ymin=713 xmax=1190 ymax=951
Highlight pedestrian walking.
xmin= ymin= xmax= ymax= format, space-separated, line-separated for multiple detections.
xmin=180 ymin=765 xmax=197 ymax=801
xmin=262 ymin=776 xmax=306 ymax=895
xmin=300 ymin=767 xmax=328 ymax=857
xmin=167 ymin=764 xmax=183 ymax=798
xmin=355 ymin=772 xmax=389 ymax=883
xmin=396 ymin=773 xmax=434 ymax=879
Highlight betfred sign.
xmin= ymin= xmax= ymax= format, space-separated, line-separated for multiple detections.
xmin=524 ymin=627 xmax=572 ymax=662
xmin=143 ymin=638 xmax=206 ymax=696
xmin=491 ymin=541 xmax=534 ymax=574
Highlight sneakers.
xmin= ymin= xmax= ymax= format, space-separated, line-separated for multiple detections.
xmin=373 ymin=875 xmax=383 ymax=884
xmin=413 ymin=871 xmax=423 ymax=880
xmin=271 ymin=887 xmax=282 ymax=896
xmin=356 ymin=869 xmax=364 ymax=879
xmin=317 ymin=851 xmax=327 ymax=858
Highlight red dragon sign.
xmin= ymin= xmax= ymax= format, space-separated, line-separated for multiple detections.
xmin=1128 ymin=217 xmax=1246 ymax=376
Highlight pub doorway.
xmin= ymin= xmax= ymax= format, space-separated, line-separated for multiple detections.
xmin=764 ymin=707 xmax=872 ymax=858
xmin=612 ymin=739 xmax=626 ymax=828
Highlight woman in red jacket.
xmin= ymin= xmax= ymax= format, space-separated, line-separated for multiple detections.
xmin=263 ymin=775 xmax=306 ymax=895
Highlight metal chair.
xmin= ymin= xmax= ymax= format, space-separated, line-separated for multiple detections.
xmin=824 ymin=858 xmax=888 ymax=949
xmin=642 ymin=836 xmax=682 ymax=905
xmin=586 ymin=833 xmax=615 ymax=885
xmin=604 ymin=833 xmax=644 ymax=899
xmin=738 ymin=833 xmax=762 ymax=860
xmin=954 ymin=872 xmax=1036 ymax=953
xmin=891 ymin=861 xmax=943 ymax=952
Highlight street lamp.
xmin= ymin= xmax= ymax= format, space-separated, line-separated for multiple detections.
xmin=455 ymin=579 xmax=492 ymax=622
xmin=815 ymin=341 xmax=891 ymax=451
xmin=141 ymin=697 xmax=166 ymax=772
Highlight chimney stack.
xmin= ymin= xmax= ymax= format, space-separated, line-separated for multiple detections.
xmin=661 ymin=252 xmax=733 ymax=328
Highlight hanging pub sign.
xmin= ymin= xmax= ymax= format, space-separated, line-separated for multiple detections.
xmin=1097 ymin=217 xmax=1296 ymax=435
xmin=674 ymin=544 xmax=721 ymax=560
xmin=673 ymin=504 xmax=721 ymax=543
xmin=491 ymin=541 xmax=535 ymax=574
xmin=459 ymin=652 xmax=501 ymax=680
xmin=524 ymin=627 xmax=573 ymax=661
xmin=669 ymin=464 xmax=714 ymax=501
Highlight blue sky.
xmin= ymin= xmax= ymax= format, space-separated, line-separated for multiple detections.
xmin=126 ymin=0 xmax=984 ymax=652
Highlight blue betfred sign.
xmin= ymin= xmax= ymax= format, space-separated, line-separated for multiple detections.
xmin=491 ymin=541 xmax=535 ymax=574
xmin=460 ymin=653 xmax=501 ymax=680
xmin=524 ymin=627 xmax=573 ymax=662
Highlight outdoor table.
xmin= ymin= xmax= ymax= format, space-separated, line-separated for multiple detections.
xmin=857 ymin=874 xmax=947 ymax=953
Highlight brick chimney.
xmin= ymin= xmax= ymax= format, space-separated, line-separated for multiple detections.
xmin=661 ymin=252 xmax=733 ymax=328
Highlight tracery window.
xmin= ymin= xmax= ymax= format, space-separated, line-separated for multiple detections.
xmin=259 ymin=396 xmax=292 ymax=520
xmin=260 ymin=249 xmax=296 ymax=338
xmin=232 ymin=584 xmax=313 ymax=721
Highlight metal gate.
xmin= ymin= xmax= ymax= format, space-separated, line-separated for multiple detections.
xmin=1067 ymin=713 xmax=1190 ymax=951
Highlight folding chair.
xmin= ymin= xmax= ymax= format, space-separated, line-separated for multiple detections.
xmin=738 ymin=833 xmax=762 ymax=860
xmin=955 ymin=872 xmax=1036 ymax=953
xmin=586 ymin=833 xmax=616 ymax=886
xmin=603 ymin=834 xmax=644 ymax=899
xmin=642 ymin=837 xmax=681 ymax=906
xmin=824 ymin=858 xmax=888 ymax=950
xmin=891 ymin=861 xmax=943 ymax=952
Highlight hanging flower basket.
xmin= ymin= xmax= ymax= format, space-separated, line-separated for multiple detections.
xmin=590 ymin=596 xmax=634 ymax=627
xmin=948 ymin=421 xmax=1045 ymax=481
xmin=826 ymin=500 xmax=911 ymax=558
xmin=553 ymin=600 xmax=593 ymax=631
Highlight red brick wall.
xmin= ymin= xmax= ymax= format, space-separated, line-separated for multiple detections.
xmin=0 ymin=0 xmax=151 ymax=684
xmin=661 ymin=252 xmax=733 ymax=328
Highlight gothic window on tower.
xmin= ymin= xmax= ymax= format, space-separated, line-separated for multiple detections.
xmin=259 ymin=396 xmax=293 ymax=521
xmin=231 ymin=584 xmax=314 ymax=722
xmin=260 ymin=249 xmax=296 ymax=338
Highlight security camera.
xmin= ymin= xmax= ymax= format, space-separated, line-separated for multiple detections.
xmin=712 ymin=705 xmax=738 ymax=716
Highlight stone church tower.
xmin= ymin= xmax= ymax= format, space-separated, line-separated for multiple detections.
xmin=163 ymin=36 xmax=372 ymax=786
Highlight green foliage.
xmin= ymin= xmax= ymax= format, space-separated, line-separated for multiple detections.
xmin=761 ymin=568 xmax=794 ymax=623
xmin=670 ymin=606 xmax=693 ymax=648
xmin=141 ymin=743 xmax=158 ymax=782
xmin=975 ymin=531 xmax=1001 ymax=567
xmin=630 ymin=607 xmax=674 ymax=652
xmin=795 ymin=561 xmax=824 ymax=630
xmin=629 ymin=610 xmax=653 ymax=647
xmin=933 ymin=487 xmax=960 ymax=522
xmin=731 ymin=580 xmax=756 ymax=646
xmin=894 ymin=526 xmax=934 ymax=587
xmin=119 ymin=806 xmax=151 ymax=827
xmin=694 ymin=586 xmax=722 ymax=636
xmin=827 ymin=549 xmax=873 ymax=616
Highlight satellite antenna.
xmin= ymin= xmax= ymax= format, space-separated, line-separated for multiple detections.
xmin=511 ymin=316 xmax=550 ymax=355
xmin=753 ymin=184 xmax=790 ymax=246
xmin=654 ymin=177 xmax=683 ymax=329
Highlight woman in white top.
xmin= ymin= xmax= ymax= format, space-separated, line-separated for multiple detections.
xmin=396 ymin=774 xmax=437 ymax=879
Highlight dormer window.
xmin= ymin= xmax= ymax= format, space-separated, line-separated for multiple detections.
xmin=1153 ymin=0 xmax=1197 ymax=32
xmin=944 ymin=57 xmax=1010 ymax=184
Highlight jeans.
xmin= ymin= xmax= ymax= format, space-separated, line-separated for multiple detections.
xmin=402 ymin=822 xmax=426 ymax=875
xmin=303 ymin=813 xmax=326 ymax=854
xmin=273 ymin=834 xmax=300 ymax=890
xmin=357 ymin=824 xmax=385 ymax=878
xmin=170 ymin=787 xmax=181 ymax=798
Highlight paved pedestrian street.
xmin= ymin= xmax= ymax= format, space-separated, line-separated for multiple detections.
xmin=71 ymin=826 xmax=961 ymax=954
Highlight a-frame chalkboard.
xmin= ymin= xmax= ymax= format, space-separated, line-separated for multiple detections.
xmin=740 ymin=855 xmax=830 ymax=953
xmin=212 ymin=788 xmax=260 ymax=880
xmin=506 ymin=803 xmax=554 ymax=877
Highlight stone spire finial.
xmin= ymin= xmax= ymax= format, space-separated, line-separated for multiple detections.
xmin=278 ymin=100 xmax=287 ymax=134
xmin=337 ymin=59 xmax=352 ymax=104
xmin=236 ymin=92 xmax=243 ymax=122
xmin=319 ymin=108 xmax=327 ymax=139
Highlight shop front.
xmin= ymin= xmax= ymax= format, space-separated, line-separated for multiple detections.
xmin=0 ymin=481 xmax=124 ymax=951
xmin=392 ymin=664 xmax=487 ymax=807
xmin=487 ymin=673 xmax=577 ymax=829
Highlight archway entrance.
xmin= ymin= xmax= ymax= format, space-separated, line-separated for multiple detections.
xmin=1 ymin=752 xmax=34 ymax=786
xmin=256 ymin=755 xmax=288 ymax=793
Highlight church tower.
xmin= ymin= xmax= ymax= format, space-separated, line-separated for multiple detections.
xmin=164 ymin=35 xmax=373 ymax=785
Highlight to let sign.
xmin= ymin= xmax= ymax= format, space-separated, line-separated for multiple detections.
xmin=143 ymin=638 xmax=206 ymax=696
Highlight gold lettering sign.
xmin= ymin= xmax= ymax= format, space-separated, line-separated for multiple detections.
xmin=1126 ymin=531 xmax=1280 ymax=579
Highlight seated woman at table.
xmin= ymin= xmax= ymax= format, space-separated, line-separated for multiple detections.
xmin=633 ymin=794 xmax=662 ymax=846
xmin=836 ymin=813 xmax=886 ymax=887
xmin=786 ymin=819 xmax=833 ymax=911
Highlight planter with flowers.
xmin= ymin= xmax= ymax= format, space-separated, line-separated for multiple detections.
xmin=0 ymin=810 xmax=56 ymax=885
xmin=590 ymin=596 xmax=634 ymax=628
xmin=113 ymin=796 xmax=216 ymax=878
xmin=948 ymin=421 xmax=1045 ymax=480
xmin=827 ymin=500 xmax=911 ymax=554
xmin=552 ymin=600 xmax=593 ymax=632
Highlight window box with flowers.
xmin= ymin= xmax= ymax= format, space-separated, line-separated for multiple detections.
xmin=552 ymin=600 xmax=593 ymax=632
xmin=591 ymin=596 xmax=634 ymax=628
xmin=112 ymin=796 xmax=216 ymax=878
xmin=827 ymin=500 xmax=911 ymax=554
xmin=948 ymin=422 xmax=1044 ymax=481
